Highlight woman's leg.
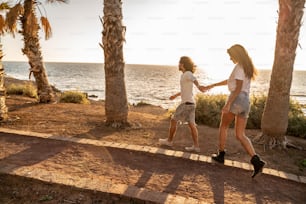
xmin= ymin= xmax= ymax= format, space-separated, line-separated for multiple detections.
xmin=212 ymin=112 xmax=235 ymax=163
xmin=218 ymin=112 xmax=235 ymax=151
xmin=235 ymin=116 xmax=255 ymax=157
xmin=235 ymin=116 xmax=266 ymax=177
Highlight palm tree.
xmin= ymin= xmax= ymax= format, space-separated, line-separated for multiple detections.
xmin=0 ymin=42 xmax=8 ymax=121
xmin=260 ymin=0 xmax=305 ymax=148
xmin=100 ymin=0 xmax=129 ymax=128
xmin=5 ymin=0 xmax=68 ymax=103
xmin=0 ymin=2 xmax=11 ymax=121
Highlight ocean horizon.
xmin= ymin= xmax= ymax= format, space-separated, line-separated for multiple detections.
xmin=3 ymin=61 xmax=306 ymax=113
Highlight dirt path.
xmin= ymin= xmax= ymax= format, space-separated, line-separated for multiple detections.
xmin=1 ymin=131 xmax=305 ymax=204
xmin=0 ymin=90 xmax=305 ymax=203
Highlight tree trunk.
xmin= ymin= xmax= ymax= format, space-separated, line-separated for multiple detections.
xmin=101 ymin=0 xmax=129 ymax=128
xmin=21 ymin=0 xmax=55 ymax=103
xmin=260 ymin=0 xmax=305 ymax=148
xmin=0 ymin=42 xmax=8 ymax=121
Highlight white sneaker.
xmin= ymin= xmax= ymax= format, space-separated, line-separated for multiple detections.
xmin=159 ymin=138 xmax=173 ymax=147
xmin=185 ymin=145 xmax=200 ymax=153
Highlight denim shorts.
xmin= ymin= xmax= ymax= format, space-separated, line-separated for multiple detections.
xmin=228 ymin=92 xmax=250 ymax=118
xmin=172 ymin=103 xmax=196 ymax=124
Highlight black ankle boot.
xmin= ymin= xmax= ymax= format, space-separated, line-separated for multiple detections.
xmin=212 ymin=150 xmax=225 ymax=163
xmin=251 ymin=155 xmax=266 ymax=178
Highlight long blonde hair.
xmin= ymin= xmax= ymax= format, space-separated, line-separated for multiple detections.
xmin=227 ymin=44 xmax=257 ymax=80
xmin=179 ymin=56 xmax=196 ymax=73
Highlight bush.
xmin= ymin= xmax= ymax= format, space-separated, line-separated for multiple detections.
xmin=287 ymin=100 xmax=306 ymax=138
xmin=135 ymin=101 xmax=150 ymax=106
xmin=193 ymin=94 xmax=306 ymax=138
xmin=248 ymin=95 xmax=266 ymax=129
xmin=59 ymin=91 xmax=90 ymax=104
xmin=6 ymin=83 xmax=38 ymax=98
xmin=195 ymin=94 xmax=226 ymax=128
xmin=287 ymin=116 xmax=306 ymax=138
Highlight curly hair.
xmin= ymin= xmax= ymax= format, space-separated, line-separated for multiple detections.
xmin=179 ymin=56 xmax=196 ymax=73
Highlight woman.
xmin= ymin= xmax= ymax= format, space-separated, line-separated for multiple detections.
xmin=207 ymin=44 xmax=265 ymax=178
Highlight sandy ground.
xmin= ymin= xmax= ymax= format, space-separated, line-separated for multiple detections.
xmin=0 ymin=77 xmax=305 ymax=203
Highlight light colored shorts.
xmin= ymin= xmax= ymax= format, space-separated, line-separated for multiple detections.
xmin=228 ymin=92 xmax=250 ymax=118
xmin=172 ymin=102 xmax=196 ymax=124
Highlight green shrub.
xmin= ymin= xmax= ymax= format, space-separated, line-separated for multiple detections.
xmin=287 ymin=99 xmax=306 ymax=138
xmin=135 ymin=101 xmax=150 ymax=106
xmin=59 ymin=91 xmax=90 ymax=104
xmin=301 ymin=159 xmax=306 ymax=167
xmin=287 ymin=115 xmax=306 ymax=138
xmin=195 ymin=94 xmax=226 ymax=128
xmin=7 ymin=83 xmax=38 ymax=98
xmin=248 ymin=95 xmax=266 ymax=129
xmin=289 ymin=99 xmax=304 ymax=116
xmin=192 ymin=94 xmax=306 ymax=138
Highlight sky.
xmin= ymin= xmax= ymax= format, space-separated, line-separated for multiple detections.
xmin=1 ymin=0 xmax=306 ymax=70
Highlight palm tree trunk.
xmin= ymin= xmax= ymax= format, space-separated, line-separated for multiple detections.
xmin=260 ymin=0 xmax=305 ymax=148
xmin=101 ymin=0 xmax=129 ymax=128
xmin=0 ymin=42 xmax=8 ymax=121
xmin=21 ymin=0 xmax=54 ymax=103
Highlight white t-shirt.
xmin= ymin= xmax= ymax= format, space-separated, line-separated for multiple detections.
xmin=180 ymin=71 xmax=196 ymax=103
xmin=228 ymin=64 xmax=251 ymax=94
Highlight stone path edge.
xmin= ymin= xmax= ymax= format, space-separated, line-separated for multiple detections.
xmin=0 ymin=127 xmax=305 ymax=203
xmin=0 ymin=128 xmax=209 ymax=204
xmin=1 ymin=127 xmax=305 ymax=184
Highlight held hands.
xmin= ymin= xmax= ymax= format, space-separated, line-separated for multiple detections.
xmin=198 ymin=85 xmax=212 ymax=92
xmin=207 ymin=84 xmax=215 ymax=90
xmin=199 ymin=84 xmax=216 ymax=92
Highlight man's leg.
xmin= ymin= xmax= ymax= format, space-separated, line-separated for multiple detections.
xmin=188 ymin=122 xmax=199 ymax=148
xmin=168 ymin=118 xmax=177 ymax=142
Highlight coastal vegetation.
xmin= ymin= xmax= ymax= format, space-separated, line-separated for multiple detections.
xmin=59 ymin=91 xmax=90 ymax=105
xmin=6 ymin=82 xmax=37 ymax=99
xmin=6 ymin=82 xmax=89 ymax=104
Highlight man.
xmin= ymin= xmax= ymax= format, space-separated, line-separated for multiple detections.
xmin=159 ymin=56 xmax=206 ymax=153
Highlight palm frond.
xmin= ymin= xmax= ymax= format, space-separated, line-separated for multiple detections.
xmin=0 ymin=2 xmax=11 ymax=10
xmin=5 ymin=3 xmax=24 ymax=37
xmin=41 ymin=16 xmax=52 ymax=40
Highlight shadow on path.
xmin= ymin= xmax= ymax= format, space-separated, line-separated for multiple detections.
xmin=0 ymin=132 xmax=305 ymax=203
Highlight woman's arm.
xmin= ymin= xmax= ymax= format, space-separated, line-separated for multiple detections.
xmin=207 ymin=80 xmax=228 ymax=89
xmin=198 ymin=79 xmax=228 ymax=92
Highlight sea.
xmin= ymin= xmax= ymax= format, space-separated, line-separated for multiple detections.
xmin=3 ymin=61 xmax=306 ymax=114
